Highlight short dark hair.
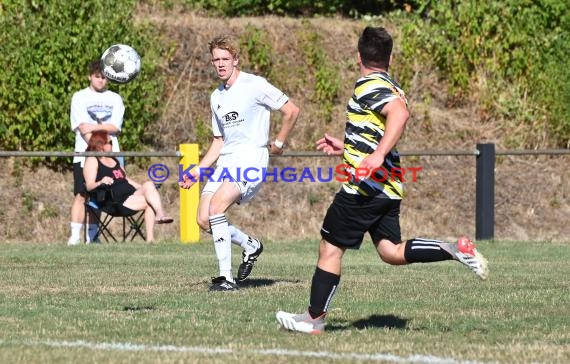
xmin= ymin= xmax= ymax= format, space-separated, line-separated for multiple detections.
xmin=358 ymin=27 xmax=393 ymax=70
xmin=89 ymin=59 xmax=103 ymax=76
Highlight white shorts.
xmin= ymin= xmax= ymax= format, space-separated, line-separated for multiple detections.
xmin=201 ymin=149 xmax=268 ymax=204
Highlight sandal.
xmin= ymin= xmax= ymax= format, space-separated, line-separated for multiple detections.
xmin=156 ymin=216 xmax=174 ymax=224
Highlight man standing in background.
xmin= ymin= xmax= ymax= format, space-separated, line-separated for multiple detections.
xmin=67 ymin=59 xmax=124 ymax=245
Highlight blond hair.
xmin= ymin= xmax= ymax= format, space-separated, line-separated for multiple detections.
xmin=208 ymin=34 xmax=240 ymax=59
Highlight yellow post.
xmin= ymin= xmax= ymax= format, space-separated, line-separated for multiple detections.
xmin=179 ymin=143 xmax=200 ymax=243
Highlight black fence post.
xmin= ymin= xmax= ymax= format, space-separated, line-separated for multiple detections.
xmin=476 ymin=143 xmax=495 ymax=240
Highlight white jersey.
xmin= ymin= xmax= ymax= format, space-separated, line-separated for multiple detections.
xmin=70 ymin=87 xmax=124 ymax=166
xmin=210 ymin=71 xmax=288 ymax=167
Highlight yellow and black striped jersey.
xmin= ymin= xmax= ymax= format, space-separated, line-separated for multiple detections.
xmin=341 ymin=71 xmax=408 ymax=199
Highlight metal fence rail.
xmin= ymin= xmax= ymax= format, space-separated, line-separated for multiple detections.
xmin=0 ymin=151 xmax=182 ymax=157
xmin=1 ymin=149 xmax=569 ymax=158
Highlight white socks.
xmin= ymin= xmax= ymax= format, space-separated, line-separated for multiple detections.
xmin=209 ymin=214 xmax=233 ymax=282
xmin=228 ymin=225 xmax=258 ymax=254
xmin=69 ymin=223 xmax=99 ymax=244
xmin=68 ymin=222 xmax=82 ymax=243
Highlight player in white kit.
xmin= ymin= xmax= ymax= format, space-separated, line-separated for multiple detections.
xmin=179 ymin=34 xmax=300 ymax=291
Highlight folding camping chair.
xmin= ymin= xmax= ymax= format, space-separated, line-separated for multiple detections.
xmin=84 ymin=185 xmax=145 ymax=243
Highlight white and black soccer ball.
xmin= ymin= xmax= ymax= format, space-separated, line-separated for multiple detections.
xmin=101 ymin=44 xmax=141 ymax=84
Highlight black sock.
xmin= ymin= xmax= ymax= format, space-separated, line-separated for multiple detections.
xmin=404 ymin=238 xmax=453 ymax=263
xmin=308 ymin=267 xmax=340 ymax=318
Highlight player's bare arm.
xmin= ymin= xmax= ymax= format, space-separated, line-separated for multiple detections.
xmin=316 ymin=133 xmax=344 ymax=156
xmin=360 ymin=98 xmax=409 ymax=170
xmin=179 ymin=136 xmax=224 ymax=189
xmin=268 ymin=101 xmax=300 ymax=155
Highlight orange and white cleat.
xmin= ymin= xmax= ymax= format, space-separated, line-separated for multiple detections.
xmin=454 ymin=236 xmax=489 ymax=280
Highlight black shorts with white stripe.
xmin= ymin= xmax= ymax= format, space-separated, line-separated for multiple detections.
xmin=320 ymin=189 xmax=402 ymax=249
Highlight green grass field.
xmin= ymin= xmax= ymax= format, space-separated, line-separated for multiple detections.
xmin=0 ymin=240 xmax=568 ymax=364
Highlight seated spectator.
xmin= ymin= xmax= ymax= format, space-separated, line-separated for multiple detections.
xmin=83 ymin=130 xmax=173 ymax=242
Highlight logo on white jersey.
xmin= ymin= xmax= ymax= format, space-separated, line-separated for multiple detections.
xmin=223 ymin=111 xmax=239 ymax=122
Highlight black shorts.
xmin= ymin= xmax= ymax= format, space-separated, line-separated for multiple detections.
xmin=320 ymin=189 xmax=402 ymax=249
xmin=111 ymin=204 xmax=137 ymax=217
xmin=73 ymin=162 xmax=88 ymax=195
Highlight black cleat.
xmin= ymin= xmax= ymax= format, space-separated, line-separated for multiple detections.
xmin=209 ymin=276 xmax=239 ymax=291
xmin=237 ymin=240 xmax=263 ymax=282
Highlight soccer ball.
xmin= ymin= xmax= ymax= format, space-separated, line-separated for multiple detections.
xmin=100 ymin=44 xmax=141 ymax=84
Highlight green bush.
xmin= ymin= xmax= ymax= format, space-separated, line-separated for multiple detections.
xmin=0 ymin=0 xmax=164 ymax=168
xmin=298 ymin=23 xmax=341 ymax=122
xmin=396 ymin=0 xmax=570 ymax=148
xmin=239 ymin=24 xmax=275 ymax=78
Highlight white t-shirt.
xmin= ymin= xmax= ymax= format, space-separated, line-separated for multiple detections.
xmin=210 ymin=71 xmax=288 ymax=167
xmin=70 ymin=87 xmax=124 ymax=166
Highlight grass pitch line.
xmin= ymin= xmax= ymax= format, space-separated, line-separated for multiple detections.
xmin=13 ymin=339 xmax=495 ymax=364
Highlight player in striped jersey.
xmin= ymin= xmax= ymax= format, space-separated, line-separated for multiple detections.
xmin=277 ymin=26 xmax=488 ymax=334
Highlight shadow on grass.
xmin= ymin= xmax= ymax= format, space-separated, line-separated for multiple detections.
xmin=239 ymin=278 xmax=303 ymax=288
xmin=327 ymin=314 xmax=408 ymax=332
xmin=185 ymin=277 xmax=303 ymax=290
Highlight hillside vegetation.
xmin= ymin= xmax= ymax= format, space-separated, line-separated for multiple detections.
xmin=1 ymin=0 xmax=568 ymax=163
xmin=0 ymin=2 xmax=568 ymax=244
